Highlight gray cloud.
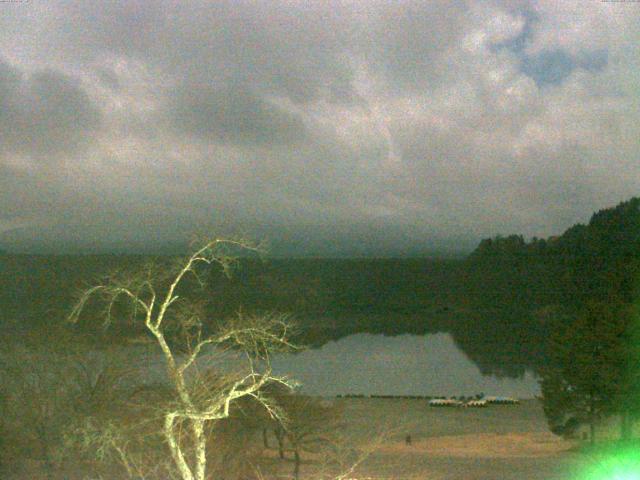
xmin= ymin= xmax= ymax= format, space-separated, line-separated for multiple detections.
xmin=0 ymin=1 xmax=638 ymax=254
xmin=39 ymin=0 xmax=357 ymax=104
xmin=362 ymin=0 xmax=472 ymax=93
xmin=0 ymin=59 xmax=101 ymax=161
xmin=167 ymin=83 xmax=307 ymax=145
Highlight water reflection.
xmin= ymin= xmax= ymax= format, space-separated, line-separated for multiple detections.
xmin=272 ymin=333 xmax=540 ymax=398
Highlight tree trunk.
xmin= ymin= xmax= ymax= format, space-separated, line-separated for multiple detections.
xmin=164 ymin=413 xmax=195 ymax=480
xmin=274 ymin=427 xmax=285 ymax=459
xmin=293 ymin=448 xmax=300 ymax=480
xmin=193 ymin=419 xmax=207 ymax=480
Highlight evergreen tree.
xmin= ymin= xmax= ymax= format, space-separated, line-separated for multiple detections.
xmin=616 ymin=303 xmax=640 ymax=440
xmin=540 ymin=301 xmax=630 ymax=443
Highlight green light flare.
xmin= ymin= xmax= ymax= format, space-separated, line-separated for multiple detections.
xmin=577 ymin=445 xmax=640 ymax=480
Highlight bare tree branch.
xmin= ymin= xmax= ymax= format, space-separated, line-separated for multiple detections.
xmin=67 ymin=236 xmax=296 ymax=480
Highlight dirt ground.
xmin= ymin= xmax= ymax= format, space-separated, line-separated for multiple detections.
xmin=288 ymin=398 xmax=587 ymax=480
xmin=4 ymin=397 xmax=595 ymax=480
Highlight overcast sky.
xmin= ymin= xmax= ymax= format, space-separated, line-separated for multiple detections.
xmin=0 ymin=0 xmax=638 ymax=255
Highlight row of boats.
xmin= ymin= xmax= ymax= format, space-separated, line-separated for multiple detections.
xmin=428 ymin=396 xmax=520 ymax=407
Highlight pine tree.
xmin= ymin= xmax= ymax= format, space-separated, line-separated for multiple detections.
xmin=540 ymin=301 xmax=630 ymax=443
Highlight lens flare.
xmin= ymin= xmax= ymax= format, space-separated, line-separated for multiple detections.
xmin=577 ymin=444 xmax=640 ymax=480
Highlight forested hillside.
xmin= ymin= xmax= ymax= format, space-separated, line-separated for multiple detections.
xmin=468 ymin=197 xmax=640 ymax=310
xmin=461 ymin=197 xmax=640 ymax=375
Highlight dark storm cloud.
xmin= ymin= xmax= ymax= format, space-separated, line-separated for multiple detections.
xmin=0 ymin=58 xmax=101 ymax=160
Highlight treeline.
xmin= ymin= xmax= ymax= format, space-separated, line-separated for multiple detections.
xmin=468 ymin=197 xmax=640 ymax=309
xmin=462 ymin=198 xmax=640 ymax=372
xmin=469 ymin=198 xmax=640 ymax=441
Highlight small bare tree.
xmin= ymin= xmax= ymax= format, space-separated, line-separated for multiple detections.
xmin=0 ymin=341 xmax=132 ymax=480
xmin=0 ymin=346 xmax=70 ymax=480
xmin=68 ymin=238 xmax=297 ymax=480
xmin=275 ymin=395 xmax=345 ymax=480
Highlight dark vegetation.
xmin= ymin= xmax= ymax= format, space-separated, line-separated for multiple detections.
xmin=540 ymin=300 xmax=640 ymax=443
xmin=467 ymin=198 xmax=640 ymax=441
xmin=1 ymin=198 xmax=639 ymax=378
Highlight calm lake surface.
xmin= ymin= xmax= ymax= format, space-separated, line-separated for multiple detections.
xmin=120 ymin=332 xmax=540 ymax=399
xmin=272 ymin=333 xmax=540 ymax=398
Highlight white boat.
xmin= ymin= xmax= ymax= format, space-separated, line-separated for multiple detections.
xmin=428 ymin=398 xmax=461 ymax=407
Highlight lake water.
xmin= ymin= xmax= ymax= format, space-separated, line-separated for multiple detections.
xmin=116 ymin=332 xmax=540 ymax=399
xmin=272 ymin=333 xmax=541 ymax=398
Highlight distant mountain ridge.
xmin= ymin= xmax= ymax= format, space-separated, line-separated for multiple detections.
xmin=0 ymin=221 xmax=472 ymax=257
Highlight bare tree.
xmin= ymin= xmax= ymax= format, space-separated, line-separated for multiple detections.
xmin=258 ymin=393 xmax=394 ymax=480
xmin=63 ymin=361 xmax=171 ymax=480
xmin=312 ymin=422 xmax=392 ymax=480
xmin=275 ymin=395 xmax=345 ymax=480
xmin=0 ymin=341 xmax=133 ymax=480
xmin=0 ymin=346 xmax=77 ymax=479
xmin=68 ymin=238 xmax=297 ymax=480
